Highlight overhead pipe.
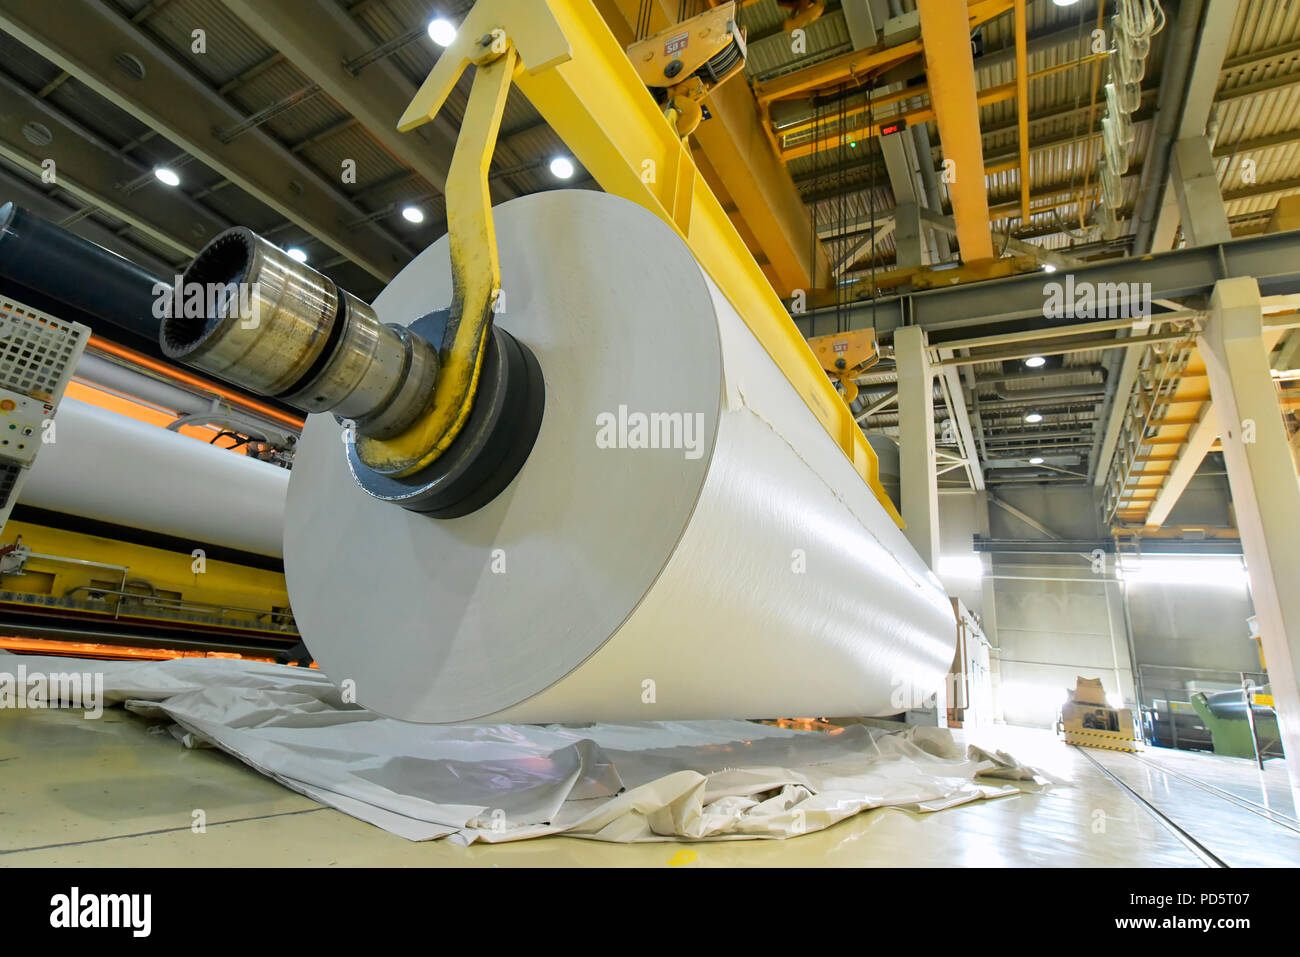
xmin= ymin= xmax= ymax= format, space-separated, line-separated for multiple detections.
xmin=88 ymin=337 xmax=305 ymax=431
xmin=977 ymin=364 xmax=1107 ymax=386
xmin=993 ymin=384 xmax=1108 ymax=402
xmin=987 ymin=467 xmax=1057 ymax=479
xmin=985 ymin=475 xmax=1082 ymax=484
xmin=75 ymin=353 xmax=298 ymax=447
xmin=985 ymin=453 xmax=1094 ymax=462
xmin=982 ymin=428 xmax=1098 ymax=442
xmin=983 ymin=442 xmax=1097 ymax=452
xmin=76 ymin=352 xmax=213 ymax=417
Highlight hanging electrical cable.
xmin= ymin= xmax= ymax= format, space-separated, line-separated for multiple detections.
xmin=636 ymin=0 xmax=651 ymax=41
xmin=837 ymin=83 xmax=847 ymax=334
xmin=808 ymin=98 xmax=821 ymax=336
xmin=867 ymin=80 xmax=877 ymax=336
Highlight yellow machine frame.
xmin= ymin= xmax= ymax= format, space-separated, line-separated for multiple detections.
xmin=0 ymin=521 xmax=294 ymax=640
xmin=395 ymin=0 xmax=902 ymax=525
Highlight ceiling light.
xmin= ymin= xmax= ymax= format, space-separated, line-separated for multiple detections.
xmin=401 ymin=205 xmax=425 ymax=224
xmin=1024 ymin=355 xmax=1046 ymax=368
xmin=1029 ymin=456 xmax=1045 ymax=464
xmin=549 ymin=156 xmax=575 ymax=179
xmin=1042 ymin=263 xmax=1057 ymax=272
xmin=1051 ymin=0 xmax=1081 ymax=6
xmin=1024 ymin=412 xmax=1043 ymax=423
xmin=427 ymin=18 xmax=456 ymax=47
xmin=286 ymin=247 xmax=308 ymax=263
xmin=153 ymin=167 xmax=180 ymax=187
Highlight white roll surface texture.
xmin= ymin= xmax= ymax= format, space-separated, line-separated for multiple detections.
xmin=21 ymin=397 xmax=289 ymax=557
xmin=285 ymin=191 xmax=956 ymax=723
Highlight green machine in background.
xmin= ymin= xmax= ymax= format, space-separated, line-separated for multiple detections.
xmin=1190 ymin=691 xmax=1282 ymax=761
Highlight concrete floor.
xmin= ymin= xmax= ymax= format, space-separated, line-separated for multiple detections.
xmin=2 ymin=707 xmax=1297 ymax=867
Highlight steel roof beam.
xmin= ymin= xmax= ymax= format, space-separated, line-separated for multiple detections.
xmin=1130 ymin=0 xmax=1206 ymax=254
xmin=0 ymin=163 xmax=175 ymax=275
xmin=0 ymin=134 xmax=198 ymax=263
xmin=0 ymin=0 xmax=415 ymax=282
xmin=917 ymin=206 xmax=1078 ymax=270
xmin=220 ymin=0 xmax=516 ymax=206
xmin=1146 ymin=0 xmax=1237 ymax=251
xmin=791 ymin=228 xmax=1300 ymax=337
xmin=0 ymin=67 xmax=231 ymax=261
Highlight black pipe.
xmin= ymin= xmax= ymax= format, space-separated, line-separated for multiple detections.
xmin=0 ymin=201 xmax=300 ymax=418
xmin=0 ymin=201 xmax=167 ymax=351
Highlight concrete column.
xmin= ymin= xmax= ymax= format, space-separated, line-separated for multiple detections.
xmin=1171 ymin=137 xmax=1231 ymax=247
xmin=974 ymin=489 xmax=1004 ymax=721
xmin=842 ymin=0 xmax=892 ymax=48
xmin=973 ymin=490 xmax=997 ymax=628
xmin=1200 ymin=277 xmax=1300 ymax=796
xmin=879 ymin=130 xmax=928 ymax=268
xmin=895 ymin=325 xmax=939 ymax=569
xmin=893 ymin=201 xmax=925 ymax=269
xmin=1102 ymin=576 xmax=1139 ymax=711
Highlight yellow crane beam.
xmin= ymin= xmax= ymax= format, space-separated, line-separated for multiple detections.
xmin=597 ymin=0 xmax=829 ymax=295
xmin=754 ymin=0 xmax=1013 ymax=104
xmin=398 ymin=0 xmax=900 ymax=523
xmin=916 ymin=0 xmax=995 ymax=262
xmin=778 ymin=53 xmax=1106 ymax=161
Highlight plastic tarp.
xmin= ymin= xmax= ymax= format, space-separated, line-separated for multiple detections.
xmin=9 ymin=655 xmax=1046 ymax=844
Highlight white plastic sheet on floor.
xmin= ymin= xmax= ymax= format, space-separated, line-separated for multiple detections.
xmin=9 ymin=655 xmax=1047 ymax=844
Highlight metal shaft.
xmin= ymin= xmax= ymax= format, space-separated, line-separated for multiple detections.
xmin=159 ymin=227 xmax=438 ymax=438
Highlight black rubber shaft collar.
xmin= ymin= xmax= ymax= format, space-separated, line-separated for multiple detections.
xmin=346 ymin=313 xmax=544 ymax=519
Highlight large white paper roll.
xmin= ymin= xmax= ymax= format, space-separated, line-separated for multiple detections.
xmin=285 ymin=191 xmax=956 ymax=723
xmin=20 ymin=398 xmax=289 ymax=557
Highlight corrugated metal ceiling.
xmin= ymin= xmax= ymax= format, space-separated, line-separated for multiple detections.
xmin=0 ymin=1 xmax=1295 ymax=312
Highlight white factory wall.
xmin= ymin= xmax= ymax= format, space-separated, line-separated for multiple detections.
xmin=987 ymin=558 xmax=1134 ymax=728
xmin=936 ymin=492 xmax=984 ymax=613
xmin=1128 ymin=468 xmax=1260 ymax=702
xmin=935 ymin=470 xmax=1256 ymax=730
